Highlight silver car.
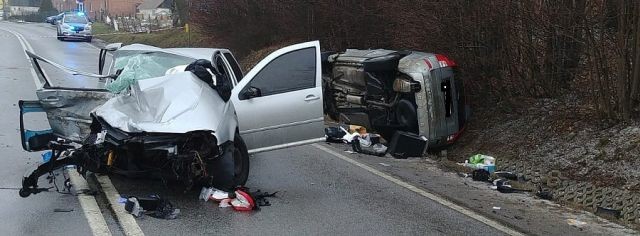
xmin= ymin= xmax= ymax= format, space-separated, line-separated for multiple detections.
xmin=18 ymin=42 xmax=324 ymax=196
xmin=56 ymin=12 xmax=92 ymax=42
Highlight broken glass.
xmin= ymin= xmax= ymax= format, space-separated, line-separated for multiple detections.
xmin=106 ymin=51 xmax=195 ymax=93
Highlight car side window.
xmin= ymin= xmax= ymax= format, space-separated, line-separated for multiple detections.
xmin=223 ymin=52 xmax=243 ymax=82
xmin=246 ymin=47 xmax=316 ymax=97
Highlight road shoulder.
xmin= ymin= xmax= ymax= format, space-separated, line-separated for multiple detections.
xmin=317 ymin=142 xmax=638 ymax=236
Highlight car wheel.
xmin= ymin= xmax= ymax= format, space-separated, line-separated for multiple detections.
xmin=232 ymin=134 xmax=250 ymax=186
xmin=395 ymin=99 xmax=419 ymax=132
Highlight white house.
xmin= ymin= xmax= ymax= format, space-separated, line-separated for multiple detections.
xmin=8 ymin=6 xmax=38 ymax=17
xmin=137 ymin=0 xmax=171 ymax=19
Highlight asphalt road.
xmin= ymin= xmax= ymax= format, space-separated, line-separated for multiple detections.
xmin=0 ymin=21 xmax=509 ymax=235
xmin=0 ymin=22 xmax=93 ymax=235
xmin=4 ymin=21 xmax=634 ymax=236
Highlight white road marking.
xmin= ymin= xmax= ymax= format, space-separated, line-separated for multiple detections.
xmin=68 ymin=168 xmax=112 ymax=236
xmin=0 ymin=22 xmax=135 ymax=236
xmin=96 ymin=174 xmax=145 ymax=236
xmin=0 ymin=24 xmax=43 ymax=88
xmin=312 ymin=144 xmax=525 ymax=236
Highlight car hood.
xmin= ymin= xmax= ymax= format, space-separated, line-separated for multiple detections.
xmin=94 ymin=71 xmax=231 ymax=135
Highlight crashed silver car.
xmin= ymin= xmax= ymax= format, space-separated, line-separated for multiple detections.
xmin=322 ymin=49 xmax=468 ymax=148
xmin=18 ymin=41 xmax=325 ymax=197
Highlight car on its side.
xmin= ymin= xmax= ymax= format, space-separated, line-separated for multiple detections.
xmin=56 ymin=12 xmax=92 ymax=42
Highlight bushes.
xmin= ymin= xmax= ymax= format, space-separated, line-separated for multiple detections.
xmin=192 ymin=0 xmax=640 ymax=121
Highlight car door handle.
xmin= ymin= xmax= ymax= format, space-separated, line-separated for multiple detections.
xmin=42 ymin=97 xmax=59 ymax=103
xmin=304 ymin=95 xmax=320 ymax=101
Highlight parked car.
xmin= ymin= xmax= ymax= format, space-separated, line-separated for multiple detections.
xmin=47 ymin=13 xmax=63 ymax=25
xmin=56 ymin=12 xmax=92 ymax=41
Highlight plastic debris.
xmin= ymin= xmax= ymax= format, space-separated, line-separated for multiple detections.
xmin=595 ymin=207 xmax=621 ymax=219
xmin=200 ymin=187 xmax=231 ymax=202
xmin=230 ymin=189 xmax=255 ymax=211
xmin=379 ymin=163 xmax=391 ymax=167
xmin=459 ymin=154 xmax=496 ymax=173
xmin=567 ymin=219 xmax=587 ymax=227
xmin=53 ymin=208 xmax=74 ymax=212
xmin=41 ymin=151 xmax=52 ymax=163
xmin=124 ymin=195 xmax=179 ymax=219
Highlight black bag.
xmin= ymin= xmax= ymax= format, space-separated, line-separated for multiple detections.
xmin=387 ymin=131 xmax=427 ymax=159
xmin=324 ymin=127 xmax=346 ymax=143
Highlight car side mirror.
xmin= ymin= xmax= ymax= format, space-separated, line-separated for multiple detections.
xmin=240 ymin=86 xmax=261 ymax=100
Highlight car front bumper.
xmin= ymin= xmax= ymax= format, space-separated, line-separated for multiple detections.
xmin=60 ymin=29 xmax=92 ymax=38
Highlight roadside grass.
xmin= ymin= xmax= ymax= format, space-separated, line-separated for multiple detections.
xmin=92 ymin=23 xmax=208 ymax=48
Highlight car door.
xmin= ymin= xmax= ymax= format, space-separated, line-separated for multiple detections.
xmin=21 ymin=50 xmax=114 ymax=148
xmin=231 ymin=41 xmax=324 ymax=153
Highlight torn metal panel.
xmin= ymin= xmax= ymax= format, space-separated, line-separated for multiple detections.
xmin=36 ymin=89 xmax=113 ymax=142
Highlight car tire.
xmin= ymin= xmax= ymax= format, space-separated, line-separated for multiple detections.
xmin=232 ymin=134 xmax=250 ymax=186
xmin=395 ymin=99 xmax=419 ymax=132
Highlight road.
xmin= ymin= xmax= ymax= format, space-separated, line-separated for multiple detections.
xmin=0 ymin=21 xmax=635 ymax=236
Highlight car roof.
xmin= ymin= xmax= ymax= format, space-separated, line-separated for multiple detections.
xmin=117 ymin=44 xmax=231 ymax=60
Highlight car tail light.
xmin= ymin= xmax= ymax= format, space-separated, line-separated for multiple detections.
xmin=435 ymin=54 xmax=456 ymax=68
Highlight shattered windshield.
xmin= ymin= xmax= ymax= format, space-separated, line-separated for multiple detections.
xmin=106 ymin=51 xmax=195 ymax=93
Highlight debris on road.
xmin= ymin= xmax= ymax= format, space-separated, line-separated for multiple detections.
xmin=595 ymin=207 xmax=622 ymax=220
xmin=471 ymin=169 xmax=490 ymax=182
xmin=53 ymin=208 xmax=74 ymax=212
xmin=124 ymin=195 xmax=179 ymax=219
xmin=458 ymin=154 xmax=496 ymax=173
xmin=387 ymin=131 xmax=428 ymax=159
xmin=494 ymin=171 xmax=518 ymax=181
xmin=379 ymin=163 xmax=391 ymax=167
xmin=567 ymin=219 xmax=587 ymax=227
xmin=200 ymin=187 xmax=278 ymax=211
xmin=324 ymin=127 xmax=347 ymax=143
xmin=200 ymin=187 xmax=231 ymax=202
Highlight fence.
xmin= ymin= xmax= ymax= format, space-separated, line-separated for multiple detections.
xmin=109 ymin=14 xmax=173 ymax=33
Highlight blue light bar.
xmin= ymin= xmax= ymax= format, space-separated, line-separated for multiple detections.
xmin=77 ymin=12 xmax=85 ymax=16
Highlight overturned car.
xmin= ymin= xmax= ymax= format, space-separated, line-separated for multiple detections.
xmin=19 ymin=41 xmax=326 ymax=197
xmin=322 ymin=49 xmax=469 ymax=148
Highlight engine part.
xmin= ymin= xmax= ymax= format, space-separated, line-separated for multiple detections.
xmin=393 ymin=78 xmax=421 ymax=93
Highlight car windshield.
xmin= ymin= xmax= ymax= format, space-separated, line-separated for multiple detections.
xmin=106 ymin=51 xmax=197 ymax=93
xmin=64 ymin=15 xmax=87 ymax=24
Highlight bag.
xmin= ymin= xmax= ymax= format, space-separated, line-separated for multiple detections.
xmin=387 ymin=131 xmax=427 ymax=159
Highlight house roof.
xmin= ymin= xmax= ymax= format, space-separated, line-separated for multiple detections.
xmin=137 ymin=0 xmax=171 ymax=10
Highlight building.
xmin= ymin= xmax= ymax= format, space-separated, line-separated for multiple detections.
xmin=52 ymin=0 xmax=143 ymax=19
xmin=137 ymin=0 xmax=170 ymax=19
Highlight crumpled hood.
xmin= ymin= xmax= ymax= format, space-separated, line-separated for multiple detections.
xmin=94 ymin=72 xmax=229 ymax=134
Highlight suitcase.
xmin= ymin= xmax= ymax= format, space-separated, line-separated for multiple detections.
xmin=388 ymin=131 xmax=428 ymax=159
